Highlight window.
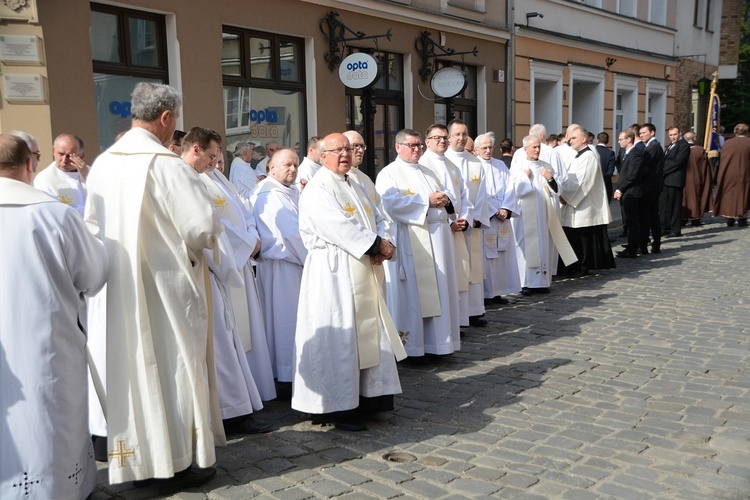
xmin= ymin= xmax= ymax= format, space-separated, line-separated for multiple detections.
xmin=345 ymin=49 xmax=404 ymax=176
xmin=705 ymin=0 xmax=714 ymax=31
xmin=582 ymin=0 xmax=602 ymax=7
xmin=221 ymin=28 xmax=306 ymax=162
xmin=90 ymin=3 xmax=168 ymax=152
xmin=613 ymin=76 xmax=639 ymax=148
xmin=617 ymin=0 xmax=636 ymax=17
xmin=530 ymin=61 xmax=563 ymax=136
xmin=694 ymin=0 xmax=705 ymax=28
xmin=649 ymin=0 xmax=667 ymax=25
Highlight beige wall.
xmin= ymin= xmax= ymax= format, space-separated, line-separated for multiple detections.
xmin=9 ymin=0 xmax=507 ymax=164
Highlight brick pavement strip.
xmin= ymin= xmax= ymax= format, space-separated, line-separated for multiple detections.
xmin=92 ymin=220 xmax=750 ymax=499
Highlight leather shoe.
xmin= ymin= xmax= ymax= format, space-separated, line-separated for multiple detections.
xmin=520 ymin=287 xmax=532 ymax=296
xmin=637 ymin=247 xmax=648 ymax=255
xmin=727 ymin=218 xmax=736 ymax=227
xmin=469 ymin=316 xmax=487 ymax=327
xmin=224 ymin=416 xmax=274 ymax=435
xmin=690 ymin=219 xmax=703 ymax=226
xmin=739 ymin=218 xmax=748 ymax=227
xmin=135 ymin=466 xmax=217 ymax=494
xmin=616 ymin=250 xmax=637 ymax=258
xmin=651 ymin=245 xmax=661 ymax=254
xmin=663 ymin=232 xmax=680 ymax=238
xmin=334 ymin=419 xmax=368 ymax=431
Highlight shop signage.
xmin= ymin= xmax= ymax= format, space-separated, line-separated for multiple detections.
xmin=430 ymin=67 xmax=467 ymax=99
xmin=338 ymin=53 xmax=380 ymax=89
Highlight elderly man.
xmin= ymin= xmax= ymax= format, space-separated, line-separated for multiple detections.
xmin=252 ymin=148 xmax=307 ymax=389
xmin=256 ymin=141 xmax=280 ymax=175
xmin=343 ymin=130 xmax=381 ymax=207
xmin=292 ymin=133 xmax=405 ymax=431
xmin=296 ymin=136 xmax=323 ymax=188
xmin=33 ymin=133 xmax=89 ymax=216
xmin=85 ymin=82 xmax=223 ymax=491
xmin=713 ymin=123 xmax=750 ymax=227
xmin=229 ymin=141 xmax=261 ymax=200
xmin=660 ymin=127 xmax=690 ymax=237
xmin=560 ymin=125 xmax=614 ymax=276
xmin=182 ymin=127 xmax=274 ymax=436
xmin=445 ymin=119 xmax=490 ymax=327
xmin=510 ymin=135 xmax=575 ymax=294
xmin=0 ymin=134 xmax=107 ymax=500
xmin=475 ymin=132 xmax=520 ymax=302
xmin=682 ymin=131 xmax=712 ymax=225
xmin=377 ymin=129 xmax=460 ymax=360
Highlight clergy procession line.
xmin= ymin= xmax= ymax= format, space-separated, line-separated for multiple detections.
xmin=2 ymin=81 xmax=749 ymax=499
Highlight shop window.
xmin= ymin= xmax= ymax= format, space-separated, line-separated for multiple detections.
xmin=90 ymin=3 xmax=168 ymax=152
xmin=222 ymin=28 xmax=306 ymax=161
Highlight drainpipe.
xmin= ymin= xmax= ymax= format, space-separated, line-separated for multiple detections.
xmin=506 ymin=0 xmax=515 ymax=141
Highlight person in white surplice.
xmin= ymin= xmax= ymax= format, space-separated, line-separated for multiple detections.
xmin=33 ymin=133 xmax=90 ymax=217
xmin=181 ymin=128 xmax=274 ymax=436
xmin=376 ymin=129 xmax=461 ymax=361
xmin=252 ymin=148 xmax=307 ymax=393
xmin=474 ymin=132 xmax=521 ymax=302
xmin=0 ymin=134 xmax=108 ymax=500
xmin=295 ymin=136 xmax=323 ymax=190
xmin=84 ymin=83 xmax=224 ymax=491
xmin=445 ymin=119 xmax=490 ymax=328
xmin=292 ymin=133 xmax=406 ymax=432
xmin=228 ymin=141 xmax=261 ymax=201
xmin=510 ymin=135 xmax=562 ymax=295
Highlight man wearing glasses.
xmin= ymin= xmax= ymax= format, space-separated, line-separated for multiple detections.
xmin=445 ymin=119 xmax=490 ymax=328
xmin=344 ymin=130 xmax=381 ymax=209
xmin=376 ymin=129 xmax=461 ymax=362
xmin=33 ymin=133 xmax=89 ymax=216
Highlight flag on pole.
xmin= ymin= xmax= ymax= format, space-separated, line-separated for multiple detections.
xmin=703 ymin=72 xmax=720 ymax=181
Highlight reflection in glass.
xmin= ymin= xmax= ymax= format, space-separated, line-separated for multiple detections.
xmin=250 ymin=37 xmax=272 ymax=79
xmin=221 ymin=33 xmax=241 ymax=76
xmin=90 ymin=11 xmax=121 ymax=63
xmin=223 ymin=86 xmax=306 ymax=158
xmin=128 ymin=18 xmax=159 ymax=67
xmin=279 ymin=41 xmax=300 ymax=82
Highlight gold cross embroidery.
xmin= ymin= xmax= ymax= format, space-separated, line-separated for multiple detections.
xmin=402 ymin=188 xmax=416 ymax=196
xmin=109 ymin=440 xmax=135 ymax=468
xmin=213 ymin=195 xmax=228 ymax=211
xmin=59 ymin=195 xmax=73 ymax=205
xmin=342 ymin=202 xmax=357 ymax=216
xmin=364 ymin=204 xmax=373 ymax=215
xmin=398 ymin=330 xmax=410 ymax=345
xmin=471 ymin=175 xmax=480 ymax=183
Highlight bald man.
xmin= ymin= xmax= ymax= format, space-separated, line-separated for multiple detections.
xmin=34 ymin=133 xmax=89 ymax=215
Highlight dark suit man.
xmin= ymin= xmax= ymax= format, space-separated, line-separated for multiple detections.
xmin=616 ymin=124 xmax=646 ymax=238
xmin=614 ymin=130 xmax=646 ymax=258
xmin=638 ymin=123 xmax=664 ymax=253
xmin=660 ymin=127 xmax=690 ymax=236
xmin=596 ymin=132 xmax=616 ymax=202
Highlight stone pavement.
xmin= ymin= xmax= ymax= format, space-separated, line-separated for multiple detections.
xmin=94 ymin=215 xmax=750 ymax=499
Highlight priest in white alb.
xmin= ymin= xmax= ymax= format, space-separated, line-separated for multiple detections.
xmin=84 ymin=83 xmax=224 ymax=491
xmin=376 ymin=129 xmax=460 ymax=360
xmin=475 ymin=132 xmax=521 ymax=302
xmin=295 ymin=136 xmax=322 ymax=189
xmin=292 ymin=133 xmax=405 ymax=431
xmin=1 ymin=133 xmax=108 ymax=500
xmin=252 ymin=148 xmax=307 ymax=389
xmin=33 ymin=133 xmax=89 ymax=216
xmin=228 ymin=141 xmax=261 ymax=201
xmin=510 ymin=135 xmax=577 ymax=295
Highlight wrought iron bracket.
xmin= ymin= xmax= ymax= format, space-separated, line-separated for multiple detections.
xmin=415 ymin=31 xmax=478 ymax=83
xmin=319 ymin=11 xmax=392 ymax=71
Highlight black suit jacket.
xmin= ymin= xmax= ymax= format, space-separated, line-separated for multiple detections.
xmin=596 ymin=145 xmax=616 ymax=178
xmin=617 ymin=147 xmax=646 ymax=198
xmin=662 ymin=138 xmax=690 ymax=188
xmin=642 ymin=139 xmax=665 ymax=192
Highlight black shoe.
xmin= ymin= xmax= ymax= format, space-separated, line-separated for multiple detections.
xmin=572 ymin=268 xmax=590 ymax=278
xmin=534 ymin=287 xmax=550 ymax=294
xmin=491 ymin=296 xmax=509 ymax=304
xmin=521 ymin=287 xmax=532 ymax=296
xmin=618 ymin=232 xmax=628 ymax=238
xmin=637 ymin=247 xmax=648 ymax=255
xmin=691 ymin=219 xmax=704 ymax=226
xmin=739 ymin=218 xmax=748 ymax=227
xmin=616 ymin=250 xmax=637 ymax=258
xmin=469 ymin=316 xmax=488 ymax=327
xmin=135 ymin=466 xmax=217 ymax=494
xmin=91 ymin=435 xmax=108 ymax=463
xmin=663 ymin=232 xmax=680 ymax=238
xmin=402 ymin=355 xmax=430 ymax=365
xmin=334 ymin=419 xmax=368 ymax=431
xmin=224 ymin=416 xmax=274 ymax=435
xmin=727 ymin=218 xmax=736 ymax=227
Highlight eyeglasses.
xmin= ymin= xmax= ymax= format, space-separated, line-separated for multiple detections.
xmin=324 ymin=147 xmax=353 ymax=155
xmin=477 ymin=146 xmax=494 ymax=150
xmin=351 ymin=144 xmax=367 ymax=151
xmin=398 ymin=142 xmax=423 ymax=150
xmin=32 ymin=151 xmax=41 ymax=160
xmin=426 ymin=135 xmax=449 ymax=142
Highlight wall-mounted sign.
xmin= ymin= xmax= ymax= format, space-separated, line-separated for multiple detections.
xmin=0 ymin=35 xmax=42 ymax=65
xmin=2 ymin=74 xmax=46 ymax=103
xmin=338 ymin=53 xmax=380 ymax=90
xmin=430 ymin=66 xmax=467 ymax=99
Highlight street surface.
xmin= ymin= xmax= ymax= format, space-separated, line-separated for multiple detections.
xmin=94 ymin=213 xmax=750 ymax=499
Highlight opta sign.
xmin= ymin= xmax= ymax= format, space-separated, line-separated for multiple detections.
xmin=430 ymin=67 xmax=467 ymax=99
xmin=339 ymin=53 xmax=380 ymax=90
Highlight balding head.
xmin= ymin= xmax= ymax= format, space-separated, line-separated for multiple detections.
xmin=0 ymin=134 xmax=33 ymax=184
xmin=320 ymin=133 xmax=352 ymax=176
xmin=268 ymin=148 xmax=299 ymax=186
xmin=343 ymin=130 xmax=365 ymax=168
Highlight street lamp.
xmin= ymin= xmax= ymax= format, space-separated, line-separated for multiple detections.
xmin=697 ymin=77 xmax=712 ymax=96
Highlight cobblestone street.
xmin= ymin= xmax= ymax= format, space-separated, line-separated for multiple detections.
xmin=95 ymin=216 xmax=750 ymax=499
